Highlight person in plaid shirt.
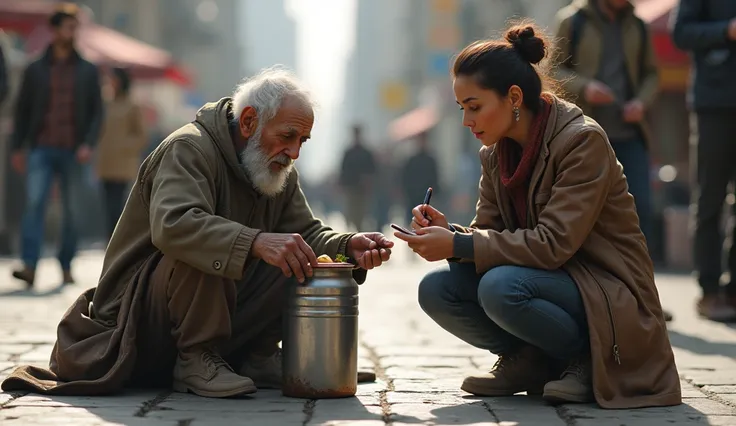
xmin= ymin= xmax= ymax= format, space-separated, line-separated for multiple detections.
xmin=9 ymin=3 xmax=104 ymax=288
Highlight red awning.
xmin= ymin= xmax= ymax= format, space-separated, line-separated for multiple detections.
xmin=634 ymin=0 xmax=678 ymax=29
xmin=388 ymin=106 xmax=438 ymax=141
xmin=634 ymin=0 xmax=689 ymax=66
xmin=0 ymin=0 xmax=192 ymax=86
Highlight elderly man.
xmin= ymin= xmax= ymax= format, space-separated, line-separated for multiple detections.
xmin=2 ymin=67 xmax=393 ymax=398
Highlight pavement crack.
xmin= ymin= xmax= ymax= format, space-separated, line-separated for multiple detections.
xmin=468 ymin=356 xmax=480 ymax=369
xmin=301 ymin=399 xmax=316 ymax=425
xmin=479 ymin=401 xmax=500 ymax=423
xmin=0 ymin=391 xmax=27 ymax=409
xmin=554 ymin=405 xmax=579 ymax=426
xmin=133 ymin=390 xmax=171 ymax=417
xmin=360 ymin=337 xmax=394 ymax=424
xmin=684 ymin=378 xmax=736 ymax=409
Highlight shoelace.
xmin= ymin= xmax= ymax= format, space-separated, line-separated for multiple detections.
xmin=490 ymin=355 xmax=518 ymax=375
xmin=202 ymin=351 xmax=231 ymax=372
xmin=562 ymin=361 xmax=586 ymax=379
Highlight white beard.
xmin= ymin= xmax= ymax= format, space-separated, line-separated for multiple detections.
xmin=239 ymin=126 xmax=294 ymax=197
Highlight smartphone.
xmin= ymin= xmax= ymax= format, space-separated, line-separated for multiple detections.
xmin=391 ymin=223 xmax=415 ymax=235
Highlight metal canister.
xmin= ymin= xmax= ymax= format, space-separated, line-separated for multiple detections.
xmin=282 ymin=263 xmax=359 ymax=399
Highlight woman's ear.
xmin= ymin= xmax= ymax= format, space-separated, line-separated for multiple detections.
xmin=508 ymin=85 xmax=524 ymax=109
xmin=239 ymin=106 xmax=259 ymax=139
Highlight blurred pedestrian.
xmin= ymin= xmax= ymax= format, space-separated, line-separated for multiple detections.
xmin=671 ymin=0 xmax=736 ymax=321
xmin=339 ymin=124 xmax=377 ymax=231
xmin=96 ymin=67 xmax=148 ymax=240
xmin=0 ymin=31 xmax=8 ymax=107
xmin=394 ymin=22 xmax=679 ymax=409
xmin=553 ymin=0 xmax=673 ymax=321
xmin=8 ymin=3 xmax=104 ymax=287
xmin=401 ymin=132 xmax=440 ymax=224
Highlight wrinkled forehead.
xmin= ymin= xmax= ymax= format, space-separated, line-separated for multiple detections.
xmin=268 ymin=95 xmax=314 ymax=132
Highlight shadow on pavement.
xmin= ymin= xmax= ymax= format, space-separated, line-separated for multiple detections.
xmin=0 ymin=284 xmax=66 ymax=298
xmin=668 ymin=330 xmax=736 ymax=358
xmin=440 ymin=394 xmax=715 ymax=425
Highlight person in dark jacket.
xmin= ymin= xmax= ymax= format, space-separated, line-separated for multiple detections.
xmin=671 ymin=0 xmax=736 ymax=322
xmin=0 ymin=39 xmax=8 ymax=106
xmin=9 ymin=3 xmax=104 ymax=288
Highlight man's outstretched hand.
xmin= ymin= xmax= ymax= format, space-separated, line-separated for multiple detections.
xmin=347 ymin=232 xmax=393 ymax=270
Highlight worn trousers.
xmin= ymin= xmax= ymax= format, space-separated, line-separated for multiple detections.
xmin=418 ymin=263 xmax=588 ymax=360
xmin=130 ymin=255 xmax=289 ymax=386
xmin=691 ymin=108 xmax=736 ymax=297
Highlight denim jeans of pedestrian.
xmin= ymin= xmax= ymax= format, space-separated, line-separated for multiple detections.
xmin=418 ymin=262 xmax=589 ymax=360
xmin=21 ymin=147 xmax=77 ymax=271
xmin=610 ymin=139 xmax=652 ymax=244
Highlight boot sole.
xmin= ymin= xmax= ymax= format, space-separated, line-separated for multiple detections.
xmin=461 ymin=381 xmax=543 ymax=397
xmin=542 ymin=388 xmax=592 ymax=404
xmin=172 ymin=380 xmax=257 ymax=398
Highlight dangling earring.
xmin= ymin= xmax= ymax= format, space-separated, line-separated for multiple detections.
xmin=513 ymin=106 xmax=520 ymax=122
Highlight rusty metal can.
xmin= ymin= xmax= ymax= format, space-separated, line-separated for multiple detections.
xmin=282 ymin=263 xmax=359 ymax=399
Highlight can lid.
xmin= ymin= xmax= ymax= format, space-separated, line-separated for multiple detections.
xmin=312 ymin=262 xmax=355 ymax=269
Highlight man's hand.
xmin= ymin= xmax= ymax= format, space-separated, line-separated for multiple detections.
xmin=347 ymin=232 xmax=393 ymax=270
xmin=251 ymin=233 xmax=318 ymax=283
xmin=410 ymin=204 xmax=449 ymax=231
xmin=729 ymin=18 xmax=736 ymax=41
xmin=10 ymin=151 xmax=25 ymax=174
xmin=584 ymin=81 xmax=615 ymax=105
xmin=393 ymin=226 xmax=454 ymax=262
xmin=76 ymin=145 xmax=92 ymax=164
xmin=623 ymin=99 xmax=645 ymax=123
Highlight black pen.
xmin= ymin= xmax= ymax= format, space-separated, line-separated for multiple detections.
xmin=422 ymin=187 xmax=433 ymax=220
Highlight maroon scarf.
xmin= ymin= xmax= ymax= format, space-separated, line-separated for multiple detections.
xmin=496 ymin=95 xmax=553 ymax=228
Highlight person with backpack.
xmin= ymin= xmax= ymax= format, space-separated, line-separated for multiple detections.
xmin=553 ymin=0 xmax=673 ymax=322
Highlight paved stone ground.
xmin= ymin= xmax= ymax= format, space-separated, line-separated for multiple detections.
xmin=1 ymin=243 xmax=736 ymax=425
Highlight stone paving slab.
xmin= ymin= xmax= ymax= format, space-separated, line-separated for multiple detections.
xmin=1 ymin=247 xmax=736 ymax=425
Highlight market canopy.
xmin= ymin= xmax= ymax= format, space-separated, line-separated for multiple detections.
xmin=0 ymin=0 xmax=192 ymax=86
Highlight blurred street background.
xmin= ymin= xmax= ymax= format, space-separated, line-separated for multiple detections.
xmin=0 ymin=0 xmax=696 ymax=270
xmin=2 ymin=0 xmax=736 ymax=424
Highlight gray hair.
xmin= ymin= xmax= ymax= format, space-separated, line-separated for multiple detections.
xmin=231 ymin=66 xmax=316 ymax=125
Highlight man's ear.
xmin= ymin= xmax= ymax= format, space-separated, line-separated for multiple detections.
xmin=239 ymin=106 xmax=258 ymax=139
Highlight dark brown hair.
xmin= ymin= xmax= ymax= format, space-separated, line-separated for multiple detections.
xmin=49 ymin=3 xmax=79 ymax=28
xmin=452 ymin=21 xmax=552 ymax=114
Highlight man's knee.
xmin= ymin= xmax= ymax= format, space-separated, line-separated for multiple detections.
xmin=417 ymin=267 xmax=454 ymax=316
xmin=150 ymin=254 xmax=236 ymax=303
xmin=477 ymin=265 xmax=526 ymax=319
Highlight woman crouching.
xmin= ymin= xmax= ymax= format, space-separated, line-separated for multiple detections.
xmin=393 ymin=23 xmax=681 ymax=409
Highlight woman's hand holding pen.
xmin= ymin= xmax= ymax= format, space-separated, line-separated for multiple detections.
xmin=396 ymin=205 xmax=455 ymax=261
xmin=410 ymin=204 xmax=450 ymax=231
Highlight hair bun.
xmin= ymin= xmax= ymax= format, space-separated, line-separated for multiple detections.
xmin=505 ymin=25 xmax=547 ymax=65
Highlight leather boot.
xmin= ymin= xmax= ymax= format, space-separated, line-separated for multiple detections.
xmin=697 ymin=294 xmax=736 ymax=322
xmin=461 ymin=345 xmax=555 ymax=396
xmin=543 ymin=357 xmax=594 ymax=403
xmin=241 ymin=349 xmax=283 ymax=389
xmin=173 ymin=348 xmax=257 ymax=398
xmin=12 ymin=266 xmax=35 ymax=289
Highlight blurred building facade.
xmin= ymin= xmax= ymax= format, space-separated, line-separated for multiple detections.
xmin=76 ymin=0 xmax=243 ymax=102
xmin=342 ymin=0 xmax=568 ymax=205
xmin=241 ymin=0 xmax=297 ymax=75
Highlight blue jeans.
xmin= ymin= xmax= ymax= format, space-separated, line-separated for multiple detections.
xmin=418 ymin=263 xmax=588 ymax=360
xmin=610 ymin=140 xmax=652 ymax=243
xmin=21 ymin=147 xmax=77 ymax=270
